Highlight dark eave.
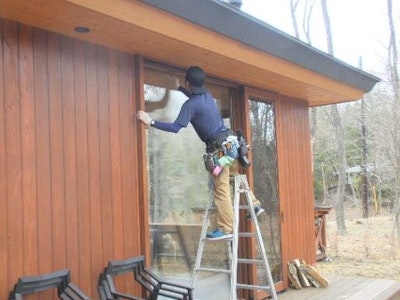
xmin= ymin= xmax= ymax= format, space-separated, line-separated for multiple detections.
xmin=0 ymin=0 xmax=380 ymax=106
xmin=143 ymin=0 xmax=380 ymax=95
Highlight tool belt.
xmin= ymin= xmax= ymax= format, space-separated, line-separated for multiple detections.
xmin=204 ymin=129 xmax=239 ymax=176
xmin=205 ymin=129 xmax=235 ymax=152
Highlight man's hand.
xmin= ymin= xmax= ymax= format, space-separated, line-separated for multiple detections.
xmin=137 ymin=110 xmax=152 ymax=126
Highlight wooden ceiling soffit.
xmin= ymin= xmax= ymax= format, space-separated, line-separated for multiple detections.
xmin=0 ymin=0 xmax=378 ymax=106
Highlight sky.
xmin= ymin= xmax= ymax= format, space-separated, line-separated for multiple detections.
xmin=240 ymin=0 xmax=399 ymax=76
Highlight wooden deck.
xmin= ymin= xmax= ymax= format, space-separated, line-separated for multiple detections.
xmin=278 ymin=274 xmax=400 ymax=300
xmin=168 ymin=273 xmax=400 ymax=300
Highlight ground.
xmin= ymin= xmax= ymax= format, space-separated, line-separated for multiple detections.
xmin=315 ymin=207 xmax=400 ymax=281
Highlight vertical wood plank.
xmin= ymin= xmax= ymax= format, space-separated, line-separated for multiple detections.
xmin=3 ymin=19 xmax=24 ymax=288
xmin=60 ymin=35 xmax=79 ymax=276
xmin=19 ymin=22 xmax=38 ymax=277
xmin=275 ymin=97 xmax=291 ymax=288
xmin=33 ymin=28 xmax=53 ymax=274
xmin=295 ymin=104 xmax=306 ymax=250
xmin=117 ymin=54 xmax=136 ymax=294
xmin=134 ymin=55 xmax=150 ymax=259
xmin=109 ymin=51 xmax=124 ymax=259
xmin=97 ymin=47 xmax=114 ymax=263
xmin=284 ymin=101 xmax=296 ymax=253
xmin=291 ymin=100 xmax=313 ymax=261
xmin=128 ymin=56 xmax=141 ymax=256
xmin=300 ymin=102 xmax=315 ymax=262
xmin=73 ymin=38 xmax=91 ymax=291
xmin=128 ymin=56 xmax=141 ymax=253
xmin=0 ymin=18 xmax=9 ymax=293
xmin=238 ymin=87 xmax=253 ymax=293
xmin=118 ymin=53 xmax=135 ymax=258
xmin=47 ymin=31 xmax=67 ymax=270
xmin=86 ymin=42 xmax=103 ymax=296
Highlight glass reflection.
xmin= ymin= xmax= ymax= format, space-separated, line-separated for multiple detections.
xmin=249 ymin=99 xmax=282 ymax=283
xmin=144 ymin=66 xmax=233 ymax=281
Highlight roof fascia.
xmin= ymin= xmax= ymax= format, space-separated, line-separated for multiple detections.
xmin=142 ymin=0 xmax=380 ymax=92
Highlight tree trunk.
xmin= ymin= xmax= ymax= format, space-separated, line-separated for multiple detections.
xmin=360 ymin=96 xmax=369 ymax=218
xmin=330 ymin=105 xmax=347 ymax=234
xmin=386 ymin=0 xmax=400 ymax=240
xmin=321 ymin=0 xmax=347 ymax=234
xmin=290 ymin=0 xmax=300 ymax=39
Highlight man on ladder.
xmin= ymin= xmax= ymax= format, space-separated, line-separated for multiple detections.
xmin=138 ymin=65 xmax=275 ymax=299
xmin=138 ymin=65 xmax=264 ymax=239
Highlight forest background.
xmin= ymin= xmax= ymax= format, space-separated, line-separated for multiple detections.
xmin=238 ymin=0 xmax=400 ymax=280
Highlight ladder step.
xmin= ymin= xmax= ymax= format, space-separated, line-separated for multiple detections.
xmin=201 ymin=237 xmax=233 ymax=242
xmin=236 ymin=283 xmax=272 ymax=291
xmin=196 ymin=267 xmax=231 ymax=274
xmin=237 ymin=258 xmax=264 ymax=265
xmin=238 ymin=232 xmax=256 ymax=238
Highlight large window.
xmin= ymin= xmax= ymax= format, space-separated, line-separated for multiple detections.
xmin=144 ymin=63 xmax=234 ymax=280
xmin=143 ymin=64 xmax=282 ymax=293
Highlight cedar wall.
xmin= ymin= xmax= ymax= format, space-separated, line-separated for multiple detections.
xmin=1 ymin=18 xmax=316 ymax=299
xmin=275 ymin=95 xmax=316 ymax=284
xmin=0 ymin=19 xmax=144 ymax=298
xmin=244 ymin=89 xmax=315 ymax=291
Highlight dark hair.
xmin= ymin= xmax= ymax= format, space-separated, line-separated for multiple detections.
xmin=185 ymin=66 xmax=206 ymax=87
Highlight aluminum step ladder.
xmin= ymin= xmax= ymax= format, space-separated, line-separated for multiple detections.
xmin=191 ymin=174 xmax=278 ymax=300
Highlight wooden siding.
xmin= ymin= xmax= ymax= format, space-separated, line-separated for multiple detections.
xmin=0 ymin=19 xmax=144 ymax=299
xmin=275 ymin=95 xmax=316 ymax=288
xmin=1 ymin=17 xmax=319 ymax=299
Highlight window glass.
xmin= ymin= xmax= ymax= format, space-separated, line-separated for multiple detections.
xmin=144 ymin=64 xmax=233 ymax=280
xmin=249 ymin=98 xmax=282 ymax=283
xmin=143 ymin=64 xmax=282 ymax=290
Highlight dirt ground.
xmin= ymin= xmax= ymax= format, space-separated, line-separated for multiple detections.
xmin=315 ymin=207 xmax=400 ymax=281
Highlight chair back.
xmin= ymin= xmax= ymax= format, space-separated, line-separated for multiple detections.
xmin=9 ymin=269 xmax=90 ymax=300
xmin=98 ymin=256 xmax=193 ymax=300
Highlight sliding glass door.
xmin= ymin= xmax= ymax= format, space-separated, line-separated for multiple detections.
xmin=248 ymin=93 xmax=282 ymax=286
xmin=141 ymin=63 xmax=283 ymax=293
xmin=143 ymin=63 xmax=235 ymax=281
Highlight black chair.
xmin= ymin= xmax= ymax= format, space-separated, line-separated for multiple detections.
xmin=9 ymin=269 xmax=90 ymax=300
xmin=98 ymin=256 xmax=193 ymax=300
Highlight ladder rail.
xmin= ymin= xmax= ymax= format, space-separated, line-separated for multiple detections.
xmin=239 ymin=174 xmax=278 ymax=299
xmin=192 ymin=174 xmax=278 ymax=300
xmin=230 ymin=175 xmax=241 ymax=300
xmin=191 ymin=188 xmax=214 ymax=289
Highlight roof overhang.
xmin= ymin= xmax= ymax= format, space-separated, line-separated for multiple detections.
xmin=0 ymin=0 xmax=380 ymax=106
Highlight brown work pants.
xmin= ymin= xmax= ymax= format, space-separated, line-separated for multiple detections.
xmin=212 ymin=160 xmax=261 ymax=234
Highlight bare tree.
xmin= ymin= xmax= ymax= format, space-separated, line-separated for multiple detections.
xmin=290 ymin=0 xmax=318 ymax=178
xmin=290 ymin=0 xmax=316 ymax=43
xmin=329 ymin=105 xmax=348 ymax=234
xmin=360 ymin=77 xmax=369 ymax=218
xmin=290 ymin=0 xmax=348 ymax=233
xmin=386 ymin=0 xmax=400 ymax=239
xmin=321 ymin=0 xmax=333 ymax=54
xmin=291 ymin=0 xmax=318 ymax=155
xmin=321 ymin=0 xmax=347 ymax=234
xmin=290 ymin=0 xmax=301 ymax=38
xmin=303 ymin=0 xmax=317 ymax=45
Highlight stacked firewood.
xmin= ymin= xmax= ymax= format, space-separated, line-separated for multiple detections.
xmin=287 ymin=259 xmax=330 ymax=289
